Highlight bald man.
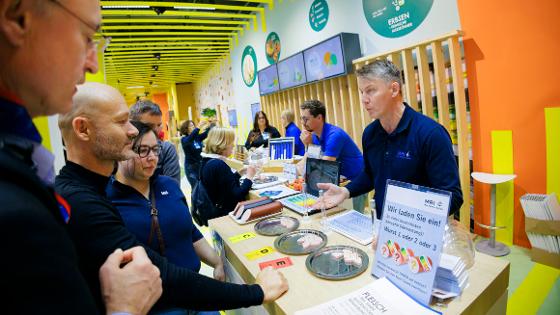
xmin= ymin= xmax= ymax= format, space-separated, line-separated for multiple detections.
xmin=0 ymin=1 xmax=161 ymax=314
xmin=56 ymin=82 xmax=289 ymax=313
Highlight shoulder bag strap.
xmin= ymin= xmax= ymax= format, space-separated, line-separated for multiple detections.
xmin=148 ymin=187 xmax=166 ymax=256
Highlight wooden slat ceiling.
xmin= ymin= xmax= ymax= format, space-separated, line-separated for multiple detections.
xmin=100 ymin=0 xmax=273 ymax=99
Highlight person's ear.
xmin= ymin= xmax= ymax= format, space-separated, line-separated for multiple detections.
xmin=72 ymin=117 xmax=92 ymax=142
xmin=390 ymin=81 xmax=401 ymax=98
xmin=0 ymin=0 xmax=33 ymax=47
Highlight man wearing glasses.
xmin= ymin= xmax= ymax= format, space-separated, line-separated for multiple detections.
xmin=0 ymin=0 xmax=161 ymax=314
xmin=298 ymin=100 xmax=367 ymax=212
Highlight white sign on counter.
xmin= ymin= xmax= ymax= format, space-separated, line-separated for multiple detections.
xmin=372 ymin=180 xmax=451 ymax=306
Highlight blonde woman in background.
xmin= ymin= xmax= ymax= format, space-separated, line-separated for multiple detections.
xmin=200 ymin=128 xmax=257 ymax=219
xmin=280 ymin=109 xmax=305 ymax=156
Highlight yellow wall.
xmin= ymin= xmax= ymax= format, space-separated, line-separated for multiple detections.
xmin=32 ymin=117 xmax=51 ymax=151
xmin=176 ymin=83 xmax=196 ymax=122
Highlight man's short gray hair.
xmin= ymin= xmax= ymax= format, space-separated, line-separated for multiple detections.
xmin=356 ymin=59 xmax=402 ymax=87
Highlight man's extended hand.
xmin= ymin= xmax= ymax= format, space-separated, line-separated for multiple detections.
xmin=100 ymin=247 xmax=162 ymax=315
xmin=313 ymin=183 xmax=349 ymax=209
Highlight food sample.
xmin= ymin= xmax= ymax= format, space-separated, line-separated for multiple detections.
xmin=280 ymin=217 xmax=295 ymax=228
xmin=297 ymin=234 xmax=323 ymax=249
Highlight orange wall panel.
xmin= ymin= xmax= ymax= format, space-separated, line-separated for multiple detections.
xmin=152 ymin=93 xmax=170 ymax=140
xmin=457 ymin=0 xmax=560 ymax=247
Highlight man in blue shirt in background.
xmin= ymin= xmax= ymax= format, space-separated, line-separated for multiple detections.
xmin=298 ymin=99 xmax=366 ymax=212
xmin=316 ymin=60 xmax=463 ymax=220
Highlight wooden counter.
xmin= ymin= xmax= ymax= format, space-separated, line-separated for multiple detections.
xmin=209 ymin=210 xmax=509 ymax=315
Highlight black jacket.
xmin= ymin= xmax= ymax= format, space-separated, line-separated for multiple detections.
xmin=200 ymin=157 xmax=253 ymax=215
xmin=0 ymin=135 xmax=98 ymax=314
xmin=55 ymin=161 xmax=263 ymax=313
xmin=244 ymin=126 xmax=281 ymax=149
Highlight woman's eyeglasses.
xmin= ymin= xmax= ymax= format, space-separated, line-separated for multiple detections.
xmin=135 ymin=145 xmax=162 ymax=158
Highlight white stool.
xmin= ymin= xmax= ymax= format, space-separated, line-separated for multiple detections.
xmin=471 ymin=172 xmax=516 ymax=257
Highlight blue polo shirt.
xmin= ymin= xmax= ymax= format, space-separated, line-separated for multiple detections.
xmin=312 ymin=123 xmax=364 ymax=180
xmin=285 ymin=122 xmax=305 ymax=156
xmin=346 ymin=104 xmax=463 ymax=219
xmin=106 ymin=175 xmax=204 ymax=272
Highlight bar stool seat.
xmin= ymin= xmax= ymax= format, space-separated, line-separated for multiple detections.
xmin=471 ymin=172 xmax=516 ymax=257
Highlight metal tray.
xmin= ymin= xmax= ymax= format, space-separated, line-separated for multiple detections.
xmin=274 ymin=229 xmax=327 ymax=255
xmin=305 ymin=245 xmax=369 ymax=280
xmin=254 ymin=216 xmax=300 ymax=236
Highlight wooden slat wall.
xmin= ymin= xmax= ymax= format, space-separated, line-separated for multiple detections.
xmin=416 ymin=44 xmax=434 ymax=119
xmin=401 ymin=49 xmax=419 ymax=110
xmin=259 ymin=30 xmax=470 ymax=226
xmin=448 ymin=36 xmax=471 ymax=228
xmin=431 ymin=41 xmax=451 ymax=130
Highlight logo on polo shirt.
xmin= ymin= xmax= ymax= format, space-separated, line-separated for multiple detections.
xmin=396 ymin=150 xmax=412 ymax=160
xmin=161 ymin=191 xmax=169 ymax=196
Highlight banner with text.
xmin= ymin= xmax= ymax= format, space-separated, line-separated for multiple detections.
xmin=372 ymin=180 xmax=450 ymax=305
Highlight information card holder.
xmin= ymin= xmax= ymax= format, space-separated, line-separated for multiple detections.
xmin=372 ymin=180 xmax=451 ymax=306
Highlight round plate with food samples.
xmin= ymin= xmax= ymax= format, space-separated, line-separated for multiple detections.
xmin=305 ymin=245 xmax=369 ymax=280
xmin=274 ymin=229 xmax=327 ymax=255
xmin=254 ymin=216 xmax=300 ymax=236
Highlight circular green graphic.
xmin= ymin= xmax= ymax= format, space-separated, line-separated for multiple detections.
xmin=241 ymin=45 xmax=257 ymax=87
xmin=309 ymin=0 xmax=329 ymax=32
xmin=265 ymin=32 xmax=281 ymax=64
xmin=363 ymin=0 xmax=434 ymax=38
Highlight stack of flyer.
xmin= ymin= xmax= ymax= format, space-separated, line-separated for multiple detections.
xmin=432 ymin=253 xmax=469 ymax=299
xmin=325 ymin=210 xmax=373 ymax=245
xmin=520 ymin=193 xmax=560 ymax=254
xmin=295 ymin=277 xmax=440 ymax=315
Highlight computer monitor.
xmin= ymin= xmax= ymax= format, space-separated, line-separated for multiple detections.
xmin=277 ymin=52 xmax=307 ymax=90
xmin=305 ymin=157 xmax=340 ymax=197
xmin=304 ymin=33 xmax=361 ymax=82
xmin=257 ymin=64 xmax=279 ymax=95
xmin=268 ymin=137 xmax=295 ymax=160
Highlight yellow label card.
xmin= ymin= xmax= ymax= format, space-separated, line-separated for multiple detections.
xmin=228 ymin=232 xmax=256 ymax=244
xmin=245 ymin=246 xmax=275 ymax=261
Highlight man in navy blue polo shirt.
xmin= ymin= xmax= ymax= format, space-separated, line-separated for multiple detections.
xmin=298 ymin=100 xmax=366 ymax=211
xmin=316 ymin=60 xmax=463 ymax=220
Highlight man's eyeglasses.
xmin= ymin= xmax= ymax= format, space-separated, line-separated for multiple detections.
xmin=300 ymin=116 xmax=312 ymax=123
xmin=48 ymin=0 xmax=108 ymax=52
xmin=135 ymin=145 xmax=162 ymax=158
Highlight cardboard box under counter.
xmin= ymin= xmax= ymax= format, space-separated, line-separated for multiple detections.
xmin=525 ymin=217 xmax=560 ymax=269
